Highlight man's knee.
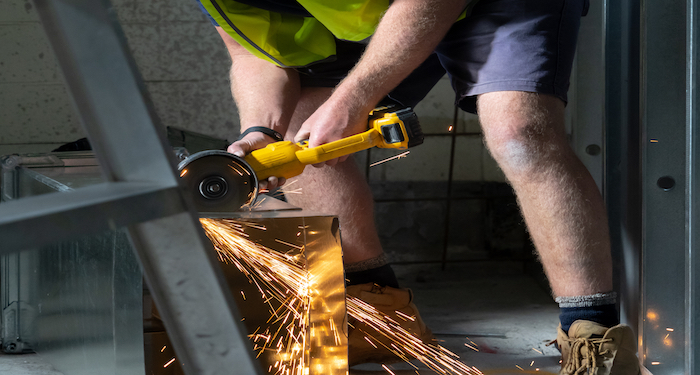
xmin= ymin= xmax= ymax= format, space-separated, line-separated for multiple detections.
xmin=476 ymin=91 xmax=568 ymax=176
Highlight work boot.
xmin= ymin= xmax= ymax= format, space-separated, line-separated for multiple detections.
xmin=346 ymin=283 xmax=436 ymax=366
xmin=557 ymin=320 xmax=641 ymax=375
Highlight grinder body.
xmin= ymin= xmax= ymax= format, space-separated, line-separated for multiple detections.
xmin=178 ymin=107 xmax=422 ymax=212
xmin=245 ymin=107 xmax=421 ymax=180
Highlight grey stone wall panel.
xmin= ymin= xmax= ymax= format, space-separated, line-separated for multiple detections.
xmin=0 ymin=83 xmax=82 ymax=144
xmin=0 ymin=0 xmax=39 ymax=23
xmin=146 ymin=81 xmax=239 ymax=140
xmin=0 ymin=23 xmax=60 ymax=83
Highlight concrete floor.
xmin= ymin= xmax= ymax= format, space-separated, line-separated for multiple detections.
xmin=0 ymin=261 xmax=562 ymax=375
xmin=351 ymin=262 xmax=561 ymax=375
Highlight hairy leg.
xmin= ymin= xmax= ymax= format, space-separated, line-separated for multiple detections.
xmin=282 ymin=87 xmax=385 ymax=264
xmin=477 ymin=91 xmax=612 ymax=297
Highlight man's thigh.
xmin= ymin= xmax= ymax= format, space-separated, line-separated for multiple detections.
xmin=436 ymin=0 xmax=589 ymax=114
xmin=285 ymin=87 xmax=334 ymax=138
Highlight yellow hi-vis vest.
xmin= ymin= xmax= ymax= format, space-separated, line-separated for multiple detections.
xmin=200 ymin=0 xmax=391 ymax=68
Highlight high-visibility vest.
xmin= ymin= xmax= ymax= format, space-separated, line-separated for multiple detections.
xmin=200 ymin=0 xmax=391 ymax=68
xmin=201 ymin=0 xmax=472 ymax=68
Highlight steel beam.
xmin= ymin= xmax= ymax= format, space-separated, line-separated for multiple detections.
xmin=0 ymin=182 xmax=183 ymax=252
xmin=31 ymin=0 xmax=177 ymax=183
xmin=686 ymin=0 xmax=700 ymax=372
xmin=127 ymin=212 xmax=261 ymax=375
xmin=604 ymin=0 xmax=642 ymax=337
xmin=0 ymin=0 xmax=265 ymax=373
xmin=640 ymin=0 xmax=691 ymax=371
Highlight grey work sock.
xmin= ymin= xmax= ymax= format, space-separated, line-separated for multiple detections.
xmin=345 ymin=254 xmax=399 ymax=288
xmin=556 ymin=292 xmax=619 ymax=333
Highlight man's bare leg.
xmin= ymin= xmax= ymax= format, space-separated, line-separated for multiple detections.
xmin=477 ymin=91 xmax=612 ymax=297
xmin=478 ymin=91 xmax=642 ymax=374
xmin=282 ymin=87 xmax=385 ymax=265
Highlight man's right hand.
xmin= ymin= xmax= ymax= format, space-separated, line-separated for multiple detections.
xmin=227 ymin=131 xmax=287 ymax=191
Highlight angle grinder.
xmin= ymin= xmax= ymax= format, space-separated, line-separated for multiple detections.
xmin=178 ymin=106 xmax=423 ymax=212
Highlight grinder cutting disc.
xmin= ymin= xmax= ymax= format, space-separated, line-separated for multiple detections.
xmin=178 ymin=150 xmax=258 ymax=212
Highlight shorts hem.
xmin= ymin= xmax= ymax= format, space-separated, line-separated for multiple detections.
xmin=458 ymin=80 xmax=568 ymax=113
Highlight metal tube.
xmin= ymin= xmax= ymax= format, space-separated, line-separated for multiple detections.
xmin=640 ymin=0 xmax=688 ymax=370
xmin=10 ymin=0 xmax=266 ymax=373
xmin=441 ymin=105 xmax=460 ymax=269
xmin=686 ymin=0 xmax=700 ymax=371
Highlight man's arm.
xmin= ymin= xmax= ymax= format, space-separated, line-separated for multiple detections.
xmin=295 ymin=0 xmax=468 ymax=164
xmin=216 ymin=27 xmax=300 ymax=158
xmin=216 ymin=27 xmax=300 ymax=187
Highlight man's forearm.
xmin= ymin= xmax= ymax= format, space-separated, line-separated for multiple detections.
xmin=331 ymin=0 xmax=467 ymax=111
xmin=229 ymin=55 xmax=300 ymax=136
xmin=216 ymin=27 xmax=300 ymax=136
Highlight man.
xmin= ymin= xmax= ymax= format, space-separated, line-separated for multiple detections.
xmin=196 ymin=0 xmax=641 ymax=373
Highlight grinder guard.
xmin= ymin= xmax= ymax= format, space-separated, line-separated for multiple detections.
xmin=178 ymin=150 xmax=258 ymax=212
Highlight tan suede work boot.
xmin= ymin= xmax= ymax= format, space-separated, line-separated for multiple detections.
xmin=346 ymin=283 xmax=437 ymax=366
xmin=557 ymin=320 xmax=641 ymax=375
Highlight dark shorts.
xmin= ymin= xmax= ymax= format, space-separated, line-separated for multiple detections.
xmin=297 ymin=0 xmax=590 ymax=114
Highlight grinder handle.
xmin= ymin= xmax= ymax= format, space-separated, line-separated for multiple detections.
xmin=294 ymin=108 xmax=421 ymax=164
xmin=295 ymin=129 xmax=383 ymax=165
xmin=245 ymin=107 xmax=421 ymax=181
xmin=245 ymin=129 xmax=383 ymax=181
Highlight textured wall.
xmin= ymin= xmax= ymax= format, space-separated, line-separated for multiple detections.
xmin=0 ymin=0 xmax=504 ymax=182
xmin=0 ymin=0 xmax=80 ymax=154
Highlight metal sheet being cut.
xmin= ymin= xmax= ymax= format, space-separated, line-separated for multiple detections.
xmin=150 ymin=198 xmax=348 ymax=375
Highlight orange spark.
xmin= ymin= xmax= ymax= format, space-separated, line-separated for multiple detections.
xmin=164 ymin=358 xmax=176 ymax=368
xmin=365 ymin=336 xmax=378 ymax=348
xmin=395 ymin=310 xmax=416 ymax=322
xmin=201 ymin=218 xmax=479 ymax=375
xmin=370 ymin=151 xmax=410 ymax=167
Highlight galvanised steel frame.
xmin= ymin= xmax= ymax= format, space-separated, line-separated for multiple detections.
xmin=0 ymin=1 xmax=261 ymax=373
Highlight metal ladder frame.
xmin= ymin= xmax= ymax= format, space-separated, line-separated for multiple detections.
xmin=0 ymin=0 xmax=261 ymax=373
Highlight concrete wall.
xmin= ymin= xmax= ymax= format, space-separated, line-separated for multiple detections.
xmin=0 ymin=0 xmax=238 ymax=155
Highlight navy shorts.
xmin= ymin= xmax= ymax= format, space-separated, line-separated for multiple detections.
xmin=297 ymin=0 xmax=589 ymax=114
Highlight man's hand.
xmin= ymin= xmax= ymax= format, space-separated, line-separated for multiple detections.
xmin=227 ymin=132 xmax=287 ymax=191
xmin=293 ymin=97 xmax=371 ymax=167
xmin=294 ymin=0 xmax=467 ymax=166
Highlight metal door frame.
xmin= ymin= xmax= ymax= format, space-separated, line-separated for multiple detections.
xmin=607 ymin=0 xmax=700 ymax=371
xmin=0 ymin=0 xmax=261 ymax=374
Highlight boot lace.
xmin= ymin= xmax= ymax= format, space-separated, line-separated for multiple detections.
xmin=563 ymin=336 xmax=613 ymax=374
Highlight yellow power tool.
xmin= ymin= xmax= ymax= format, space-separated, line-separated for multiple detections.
xmin=178 ymin=107 xmax=423 ymax=212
